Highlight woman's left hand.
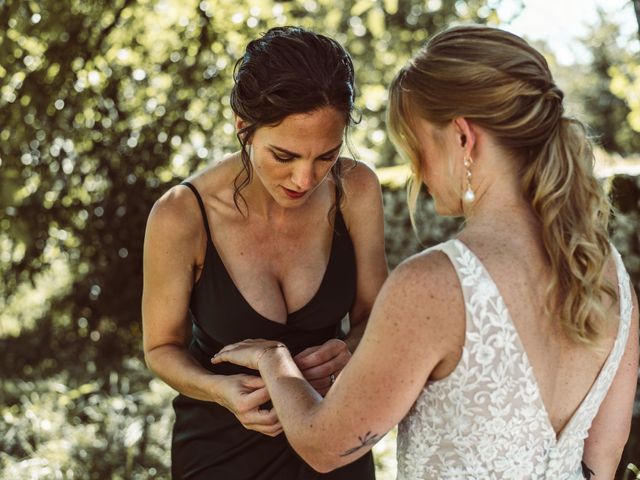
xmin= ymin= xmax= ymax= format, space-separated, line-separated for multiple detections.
xmin=293 ymin=339 xmax=351 ymax=396
xmin=212 ymin=339 xmax=286 ymax=371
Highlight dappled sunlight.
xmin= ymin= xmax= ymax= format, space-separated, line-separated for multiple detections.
xmin=1 ymin=0 xmax=638 ymax=477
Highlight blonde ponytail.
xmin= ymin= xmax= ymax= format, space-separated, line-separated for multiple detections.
xmin=522 ymin=117 xmax=617 ymax=345
xmin=388 ymin=25 xmax=618 ymax=346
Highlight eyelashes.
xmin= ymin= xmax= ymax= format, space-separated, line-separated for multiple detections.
xmin=271 ymin=152 xmax=337 ymax=163
xmin=272 ymin=152 xmax=294 ymax=163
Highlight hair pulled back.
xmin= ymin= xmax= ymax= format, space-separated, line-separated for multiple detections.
xmin=388 ymin=25 xmax=616 ymax=346
xmin=230 ymin=26 xmax=357 ymax=214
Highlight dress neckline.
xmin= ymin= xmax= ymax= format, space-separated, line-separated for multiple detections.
xmin=204 ymin=208 xmax=345 ymax=327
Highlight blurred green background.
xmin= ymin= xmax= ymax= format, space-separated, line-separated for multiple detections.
xmin=1 ymin=0 xmax=639 ymax=478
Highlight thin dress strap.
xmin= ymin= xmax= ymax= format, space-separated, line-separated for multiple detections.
xmin=180 ymin=182 xmax=213 ymax=244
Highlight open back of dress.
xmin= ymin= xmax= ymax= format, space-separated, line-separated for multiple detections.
xmin=397 ymin=239 xmax=632 ymax=480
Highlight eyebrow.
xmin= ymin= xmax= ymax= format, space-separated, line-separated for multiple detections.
xmin=268 ymin=142 xmax=343 ymax=159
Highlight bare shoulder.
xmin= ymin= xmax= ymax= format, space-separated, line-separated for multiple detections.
xmin=391 ymin=248 xmax=459 ymax=306
xmin=339 ymin=160 xmax=382 ymax=223
xmin=185 ymin=154 xmax=239 ymax=205
xmin=357 ymin=246 xmax=463 ymax=380
xmin=149 ymin=154 xmax=238 ymax=233
xmin=341 ymin=159 xmax=380 ymax=196
xmin=147 ymin=184 xmax=203 ymax=243
xmin=374 ymin=248 xmax=461 ymax=333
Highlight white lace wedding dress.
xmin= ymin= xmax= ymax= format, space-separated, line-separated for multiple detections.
xmin=397 ymin=239 xmax=632 ymax=480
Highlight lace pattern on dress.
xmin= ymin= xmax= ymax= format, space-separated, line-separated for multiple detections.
xmin=396 ymin=240 xmax=632 ymax=480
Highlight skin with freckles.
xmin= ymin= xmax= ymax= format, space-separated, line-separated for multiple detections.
xmin=242 ymin=108 xmax=346 ymax=212
xmin=142 ymin=106 xmax=388 ymax=436
xmin=212 ymin=116 xmax=639 ymax=475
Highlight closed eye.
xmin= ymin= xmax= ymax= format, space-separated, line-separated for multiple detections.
xmin=272 ymin=152 xmax=294 ymax=163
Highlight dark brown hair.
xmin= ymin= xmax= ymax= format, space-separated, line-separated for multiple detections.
xmin=230 ymin=26 xmax=358 ymax=214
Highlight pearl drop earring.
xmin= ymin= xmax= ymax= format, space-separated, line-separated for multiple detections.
xmin=463 ymin=155 xmax=475 ymax=203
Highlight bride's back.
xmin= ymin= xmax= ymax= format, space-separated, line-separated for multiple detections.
xmin=396 ymin=232 xmax=632 ymax=480
xmin=460 ymin=230 xmax=619 ymax=436
xmin=386 ymin=24 xmax=638 ymax=479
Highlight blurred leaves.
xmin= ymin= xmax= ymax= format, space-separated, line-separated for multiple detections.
xmin=557 ymin=9 xmax=640 ymax=155
xmin=1 ymin=0 xmax=639 ymax=478
xmin=0 ymin=0 xmax=510 ymax=476
xmin=0 ymin=359 xmax=175 ymax=479
xmin=0 ymin=0 xmax=511 ymax=376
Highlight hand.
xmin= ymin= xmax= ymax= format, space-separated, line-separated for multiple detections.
xmin=212 ymin=339 xmax=286 ymax=371
xmin=293 ymin=338 xmax=351 ymax=396
xmin=214 ymin=373 xmax=282 ymax=437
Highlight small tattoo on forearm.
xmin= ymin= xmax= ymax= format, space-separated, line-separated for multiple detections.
xmin=339 ymin=431 xmax=381 ymax=457
xmin=581 ymin=461 xmax=595 ymax=479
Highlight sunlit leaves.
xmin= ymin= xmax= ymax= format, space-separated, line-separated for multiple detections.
xmin=610 ymin=64 xmax=640 ymax=132
xmin=0 ymin=0 xmax=512 ymax=379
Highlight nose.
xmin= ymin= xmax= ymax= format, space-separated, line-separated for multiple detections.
xmin=290 ymin=161 xmax=315 ymax=191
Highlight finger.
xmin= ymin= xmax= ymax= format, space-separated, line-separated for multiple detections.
xmin=300 ymin=355 xmax=346 ymax=380
xmin=216 ymin=342 xmax=244 ymax=355
xmin=214 ymin=339 xmax=263 ymax=358
xmin=241 ymin=387 xmax=271 ymax=410
xmin=251 ymin=423 xmax=283 ymax=437
xmin=241 ymin=375 xmax=266 ymax=389
xmin=294 ymin=340 xmax=348 ymax=370
xmin=240 ymin=407 xmax=279 ymax=427
xmin=294 ymin=347 xmax=336 ymax=370
xmin=212 ymin=348 xmax=248 ymax=366
xmin=211 ymin=350 xmax=233 ymax=364
xmin=307 ymin=376 xmax=332 ymax=391
xmin=266 ymin=424 xmax=283 ymax=437
xmin=293 ymin=345 xmax=321 ymax=362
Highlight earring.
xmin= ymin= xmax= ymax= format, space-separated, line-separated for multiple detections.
xmin=463 ymin=155 xmax=475 ymax=203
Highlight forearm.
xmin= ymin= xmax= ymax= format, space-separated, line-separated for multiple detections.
xmin=145 ymin=344 xmax=222 ymax=402
xmin=259 ymin=348 xmax=335 ymax=468
xmin=582 ymin=444 xmax=625 ymax=480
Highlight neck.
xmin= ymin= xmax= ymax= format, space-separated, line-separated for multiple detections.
xmin=245 ymin=177 xmax=287 ymax=220
xmin=462 ymin=164 xmax=541 ymax=239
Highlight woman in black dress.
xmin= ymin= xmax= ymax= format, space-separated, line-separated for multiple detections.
xmin=141 ymin=27 xmax=387 ymax=479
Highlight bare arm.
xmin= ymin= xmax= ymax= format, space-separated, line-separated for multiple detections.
xmin=142 ymin=186 xmax=215 ymax=399
xmin=142 ymin=185 xmax=279 ymax=435
xmin=582 ymin=283 xmax=640 ymax=479
xmin=214 ymin=251 xmax=461 ymax=471
xmin=340 ymin=161 xmax=388 ymax=351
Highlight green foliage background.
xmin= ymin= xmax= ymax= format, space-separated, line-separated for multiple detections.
xmin=1 ymin=0 xmax=638 ymax=478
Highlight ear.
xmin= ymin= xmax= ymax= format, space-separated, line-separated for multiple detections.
xmin=234 ymin=115 xmax=251 ymax=144
xmin=452 ymin=117 xmax=476 ymax=158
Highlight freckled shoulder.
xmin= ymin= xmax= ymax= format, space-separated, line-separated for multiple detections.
xmin=148 ymin=185 xmax=205 ymax=243
xmin=340 ymin=159 xmax=380 ymax=197
xmin=337 ymin=160 xmax=382 ymax=223
xmin=376 ymin=248 xmax=464 ymax=350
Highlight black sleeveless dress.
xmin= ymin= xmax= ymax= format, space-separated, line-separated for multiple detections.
xmin=171 ymin=182 xmax=376 ymax=479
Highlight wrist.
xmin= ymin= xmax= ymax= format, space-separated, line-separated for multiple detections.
xmin=205 ymin=373 xmax=227 ymax=404
xmin=256 ymin=343 xmax=288 ymax=368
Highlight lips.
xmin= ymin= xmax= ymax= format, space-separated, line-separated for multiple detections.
xmin=282 ymin=186 xmax=307 ymax=199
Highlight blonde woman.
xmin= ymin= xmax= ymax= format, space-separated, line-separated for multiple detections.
xmin=211 ymin=25 xmax=639 ymax=479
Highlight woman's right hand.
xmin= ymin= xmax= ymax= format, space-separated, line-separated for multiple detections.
xmin=214 ymin=374 xmax=283 ymax=437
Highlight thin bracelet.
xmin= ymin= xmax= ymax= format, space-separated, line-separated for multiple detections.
xmin=256 ymin=343 xmax=287 ymax=367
